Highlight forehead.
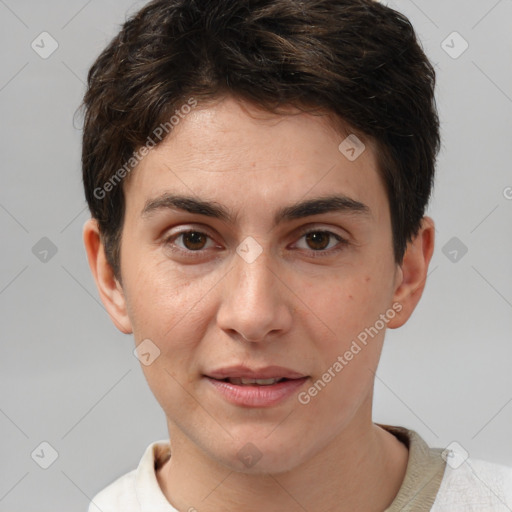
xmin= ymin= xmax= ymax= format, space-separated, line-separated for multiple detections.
xmin=123 ymin=96 xmax=388 ymax=225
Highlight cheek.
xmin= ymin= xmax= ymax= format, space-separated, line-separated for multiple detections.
xmin=128 ymin=279 xmax=205 ymax=343
xmin=304 ymin=267 xmax=395 ymax=392
xmin=299 ymin=279 xmax=389 ymax=421
xmin=126 ymin=269 xmax=210 ymax=407
xmin=121 ymin=233 xmax=194 ymax=329
xmin=311 ymin=273 xmax=390 ymax=336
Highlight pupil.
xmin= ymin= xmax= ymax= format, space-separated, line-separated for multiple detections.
xmin=306 ymin=232 xmax=329 ymax=250
xmin=184 ymin=232 xmax=206 ymax=250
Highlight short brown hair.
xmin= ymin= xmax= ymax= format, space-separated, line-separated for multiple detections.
xmin=81 ymin=0 xmax=440 ymax=279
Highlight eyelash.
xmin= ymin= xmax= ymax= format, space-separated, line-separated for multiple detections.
xmin=163 ymin=228 xmax=349 ymax=259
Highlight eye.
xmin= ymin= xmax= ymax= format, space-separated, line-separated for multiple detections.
xmin=294 ymin=229 xmax=348 ymax=255
xmin=165 ymin=230 xmax=216 ymax=252
xmin=163 ymin=227 xmax=348 ymax=260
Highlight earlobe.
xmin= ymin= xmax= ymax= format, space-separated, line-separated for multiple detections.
xmin=82 ymin=219 xmax=133 ymax=334
xmin=387 ymin=216 xmax=435 ymax=329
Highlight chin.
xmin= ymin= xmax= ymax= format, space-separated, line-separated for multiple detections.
xmin=212 ymin=435 xmax=310 ymax=475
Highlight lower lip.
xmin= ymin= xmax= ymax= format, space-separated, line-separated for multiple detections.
xmin=204 ymin=377 xmax=309 ymax=407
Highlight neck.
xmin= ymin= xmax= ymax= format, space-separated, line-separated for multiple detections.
xmin=157 ymin=413 xmax=409 ymax=512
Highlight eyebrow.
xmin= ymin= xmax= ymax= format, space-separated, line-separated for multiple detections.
xmin=141 ymin=193 xmax=371 ymax=226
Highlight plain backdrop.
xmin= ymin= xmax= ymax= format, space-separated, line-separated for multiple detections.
xmin=0 ymin=0 xmax=511 ymax=510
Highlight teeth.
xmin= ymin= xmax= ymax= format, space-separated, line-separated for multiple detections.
xmin=228 ymin=377 xmax=282 ymax=385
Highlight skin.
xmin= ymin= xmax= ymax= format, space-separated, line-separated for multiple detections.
xmin=84 ymin=95 xmax=435 ymax=512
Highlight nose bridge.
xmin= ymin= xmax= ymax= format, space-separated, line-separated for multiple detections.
xmin=235 ymin=245 xmax=275 ymax=295
xmin=229 ymin=247 xmax=281 ymax=318
xmin=217 ymin=244 xmax=291 ymax=341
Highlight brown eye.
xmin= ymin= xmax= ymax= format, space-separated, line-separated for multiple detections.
xmin=293 ymin=229 xmax=348 ymax=257
xmin=163 ymin=228 xmax=220 ymax=260
xmin=305 ymin=231 xmax=332 ymax=250
xmin=181 ymin=231 xmax=208 ymax=250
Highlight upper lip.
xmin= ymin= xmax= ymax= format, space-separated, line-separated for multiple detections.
xmin=205 ymin=365 xmax=308 ymax=380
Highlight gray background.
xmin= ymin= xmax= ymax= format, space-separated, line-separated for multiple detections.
xmin=0 ymin=0 xmax=511 ymax=510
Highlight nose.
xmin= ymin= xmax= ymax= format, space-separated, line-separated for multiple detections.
xmin=216 ymin=247 xmax=293 ymax=343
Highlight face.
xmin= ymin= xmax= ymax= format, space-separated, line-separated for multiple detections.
xmin=98 ymin=96 xmax=410 ymax=473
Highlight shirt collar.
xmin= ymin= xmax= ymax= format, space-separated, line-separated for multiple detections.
xmin=135 ymin=440 xmax=175 ymax=512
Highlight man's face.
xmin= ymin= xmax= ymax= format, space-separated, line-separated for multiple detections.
xmin=117 ymin=96 xmax=402 ymax=473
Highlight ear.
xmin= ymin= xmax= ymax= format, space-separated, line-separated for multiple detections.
xmin=83 ymin=218 xmax=133 ymax=334
xmin=387 ymin=216 xmax=435 ymax=329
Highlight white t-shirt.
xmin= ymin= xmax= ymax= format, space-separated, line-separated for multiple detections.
xmin=88 ymin=425 xmax=512 ymax=511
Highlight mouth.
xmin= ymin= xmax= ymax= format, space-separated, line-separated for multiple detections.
xmin=213 ymin=377 xmax=291 ymax=386
xmin=204 ymin=365 xmax=308 ymax=382
xmin=202 ymin=367 xmax=309 ymax=407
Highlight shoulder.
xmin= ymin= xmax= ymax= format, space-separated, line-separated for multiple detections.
xmin=432 ymin=457 xmax=512 ymax=511
xmin=88 ymin=469 xmax=138 ymax=512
